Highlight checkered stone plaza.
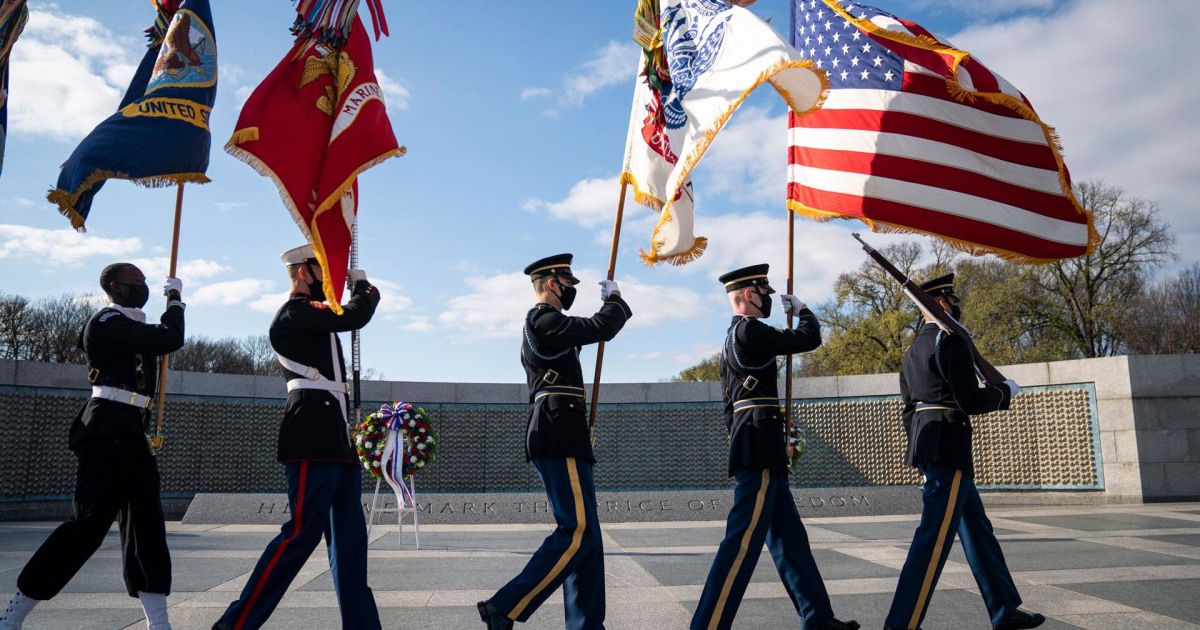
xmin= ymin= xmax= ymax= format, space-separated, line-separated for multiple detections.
xmin=2 ymin=354 xmax=1199 ymax=628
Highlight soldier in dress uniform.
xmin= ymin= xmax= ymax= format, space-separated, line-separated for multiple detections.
xmin=884 ymin=273 xmax=1044 ymax=630
xmin=214 ymin=245 xmax=381 ymax=630
xmin=0 ymin=263 xmax=184 ymax=630
xmin=691 ymin=264 xmax=859 ymax=630
xmin=477 ymin=253 xmax=631 ymax=630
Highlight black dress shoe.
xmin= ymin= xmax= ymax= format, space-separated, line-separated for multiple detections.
xmin=812 ymin=618 xmax=860 ymax=630
xmin=994 ymin=609 xmax=1045 ymax=630
xmin=477 ymin=600 xmax=514 ymax=630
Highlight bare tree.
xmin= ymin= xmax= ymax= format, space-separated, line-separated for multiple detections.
xmin=24 ymin=294 xmax=92 ymax=364
xmin=1125 ymin=264 xmax=1200 ymax=354
xmin=0 ymin=294 xmax=33 ymax=360
xmin=1021 ymin=181 xmax=1177 ymax=357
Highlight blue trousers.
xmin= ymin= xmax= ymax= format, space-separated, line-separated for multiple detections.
xmin=692 ymin=468 xmax=834 ymax=630
xmin=217 ymin=461 xmax=380 ymax=630
xmin=490 ymin=457 xmax=605 ymax=630
xmin=886 ymin=466 xmax=1022 ymax=629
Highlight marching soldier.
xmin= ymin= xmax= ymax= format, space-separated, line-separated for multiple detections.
xmin=691 ymin=264 xmax=859 ymax=630
xmin=884 ymin=273 xmax=1044 ymax=630
xmin=0 ymin=263 xmax=184 ymax=630
xmin=477 ymin=253 xmax=631 ymax=630
xmin=214 ymin=245 xmax=381 ymax=630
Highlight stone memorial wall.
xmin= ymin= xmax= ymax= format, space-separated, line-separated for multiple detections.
xmin=1 ymin=354 xmax=1197 ymax=510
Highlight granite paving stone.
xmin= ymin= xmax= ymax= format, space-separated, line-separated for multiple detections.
xmin=1055 ymin=578 xmax=1200 ymax=624
xmin=1 ymin=502 xmax=1199 ymax=629
xmin=1002 ymin=512 xmax=1200 ymax=533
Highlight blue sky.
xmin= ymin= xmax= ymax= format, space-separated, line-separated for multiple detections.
xmin=2 ymin=0 xmax=1198 ymax=384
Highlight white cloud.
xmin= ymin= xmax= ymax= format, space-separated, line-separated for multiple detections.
xmin=0 ymin=224 xmax=140 ymax=265
xmin=234 ymin=85 xmax=255 ymax=107
xmin=669 ymin=211 xmax=859 ymax=304
xmin=525 ymin=175 xmax=623 ymax=228
xmin=436 ymin=266 xmax=709 ymax=343
xmin=947 ymin=0 xmax=1200 ymax=239
xmin=375 ymin=68 xmax=410 ymax=111
xmin=126 ymin=257 xmax=231 ymax=283
xmin=370 ymin=278 xmax=413 ymax=318
xmin=520 ymin=87 xmax=552 ymax=101
xmin=2 ymin=197 xmax=36 ymax=209
xmin=625 ymin=343 xmax=720 ymax=367
xmin=400 ymin=316 xmax=435 ymax=332
xmin=567 ymin=267 xmax=709 ymax=330
xmin=437 ymin=271 xmax=531 ymax=340
xmin=909 ymin=0 xmax=1055 ymax=18
xmin=189 ymin=279 xmax=275 ymax=306
xmin=522 ymin=41 xmax=639 ymax=108
xmin=9 ymin=8 xmax=138 ymax=139
xmin=698 ymin=106 xmax=788 ymax=207
xmin=214 ymin=201 xmax=249 ymax=212
xmin=249 ymin=291 xmax=292 ymax=314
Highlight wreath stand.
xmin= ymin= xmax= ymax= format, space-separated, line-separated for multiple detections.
xmin=364 ymin=426 xmax=421 ymax=548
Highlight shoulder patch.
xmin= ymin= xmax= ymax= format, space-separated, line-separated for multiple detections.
xmin=308 ymin=301 xmax=329 ymax=310
xmin=98 ymin=311 xmax=121 ymax=323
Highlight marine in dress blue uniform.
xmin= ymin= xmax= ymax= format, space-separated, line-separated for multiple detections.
xmin=884 ymin=274 xmax=1044 ymax=630
xmin=0 ymin=263 xmax=184 ymax=630
xmin=478 ymin=254 xmax=631 ymax=630
xmin=691 ymin=264 xmax=859 ymax=630
xmin=214 ymin=246 xmax=381 ymax=630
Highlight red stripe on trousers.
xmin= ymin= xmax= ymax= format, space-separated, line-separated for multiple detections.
xmin=235 ymin=461 xmax=308 ymax=629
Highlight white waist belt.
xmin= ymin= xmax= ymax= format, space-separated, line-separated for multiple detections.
xmin=91 ymin=385 xmax=153 ymax=409
xmin=286 ymin=379 xmax=349 ymax=394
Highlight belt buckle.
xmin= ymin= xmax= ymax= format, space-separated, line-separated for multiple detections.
xmin=129 ymin=391 xmax=139 ymax=406
xmin=543 ymin=369 xmax=559 ymax=385
xmin=742 ymin=375 xmax=758 ymax=390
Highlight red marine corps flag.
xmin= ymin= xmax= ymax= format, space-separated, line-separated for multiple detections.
xmin=227 ymin=10 xmax=403 ymax=312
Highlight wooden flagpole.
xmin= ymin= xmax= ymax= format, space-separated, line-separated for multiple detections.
xmin=150 ymin=182 xmax=185 ymax=453
xmin=784 ymin=208 xmax=796 ymax=457
xmin=587 ymin=180 xmax=629 ymax=441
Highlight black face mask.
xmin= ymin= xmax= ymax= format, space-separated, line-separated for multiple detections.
xmin=119 ymin=282 xmax=150 ymax=309
xmin=305 ymin=264 xmax=325 ymax=299
xmin=756 ymin=290 xmax=772 ymax=318
xmin=950 ymin=303 xmax=963 ymax=321
xmin=556 ymin=283 xmax=577 ymax=311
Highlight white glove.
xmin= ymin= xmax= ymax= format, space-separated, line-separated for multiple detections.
xmin=780 ymin=294 xmax=807 ymax=316
xmin=163 ymin=277 xmax=183 ymax=296
xmin=599 ymin=279 xmax=619 ymax=300
xmin=1003 ymin=379 xmax=1020 ymax=398
xmin=346 ymin=269 xmax=367 ymax=290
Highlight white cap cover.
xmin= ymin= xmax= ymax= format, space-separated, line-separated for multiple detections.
xmin=280 ymin=244 xmax=315 ymax=265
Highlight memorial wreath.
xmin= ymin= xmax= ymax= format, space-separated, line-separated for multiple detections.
xmin=787 ymin=420 xmax=806 ymax=471
xmin=355 ymin=401 xmax=439 ymax=478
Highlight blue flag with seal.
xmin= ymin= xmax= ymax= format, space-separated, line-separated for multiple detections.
xmin=47 ymin=0 xmax=216 ymax=231
xmin=0 ymin=0 xmax=29 ymax=178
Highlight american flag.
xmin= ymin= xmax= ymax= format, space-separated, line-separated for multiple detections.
xmin=787 ymin=0 xmax=1096 ymax=262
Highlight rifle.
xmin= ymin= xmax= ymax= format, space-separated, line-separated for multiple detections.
xmin=852 ymin=233 xmax=1007 ymax=387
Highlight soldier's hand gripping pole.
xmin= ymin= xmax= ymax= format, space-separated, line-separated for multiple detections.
xmin=851 ymin=233 xmax=1007 ymax=386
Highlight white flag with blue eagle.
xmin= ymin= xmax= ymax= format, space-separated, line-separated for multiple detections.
xmin=625 ymin=0 xmax=827 ymax=266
